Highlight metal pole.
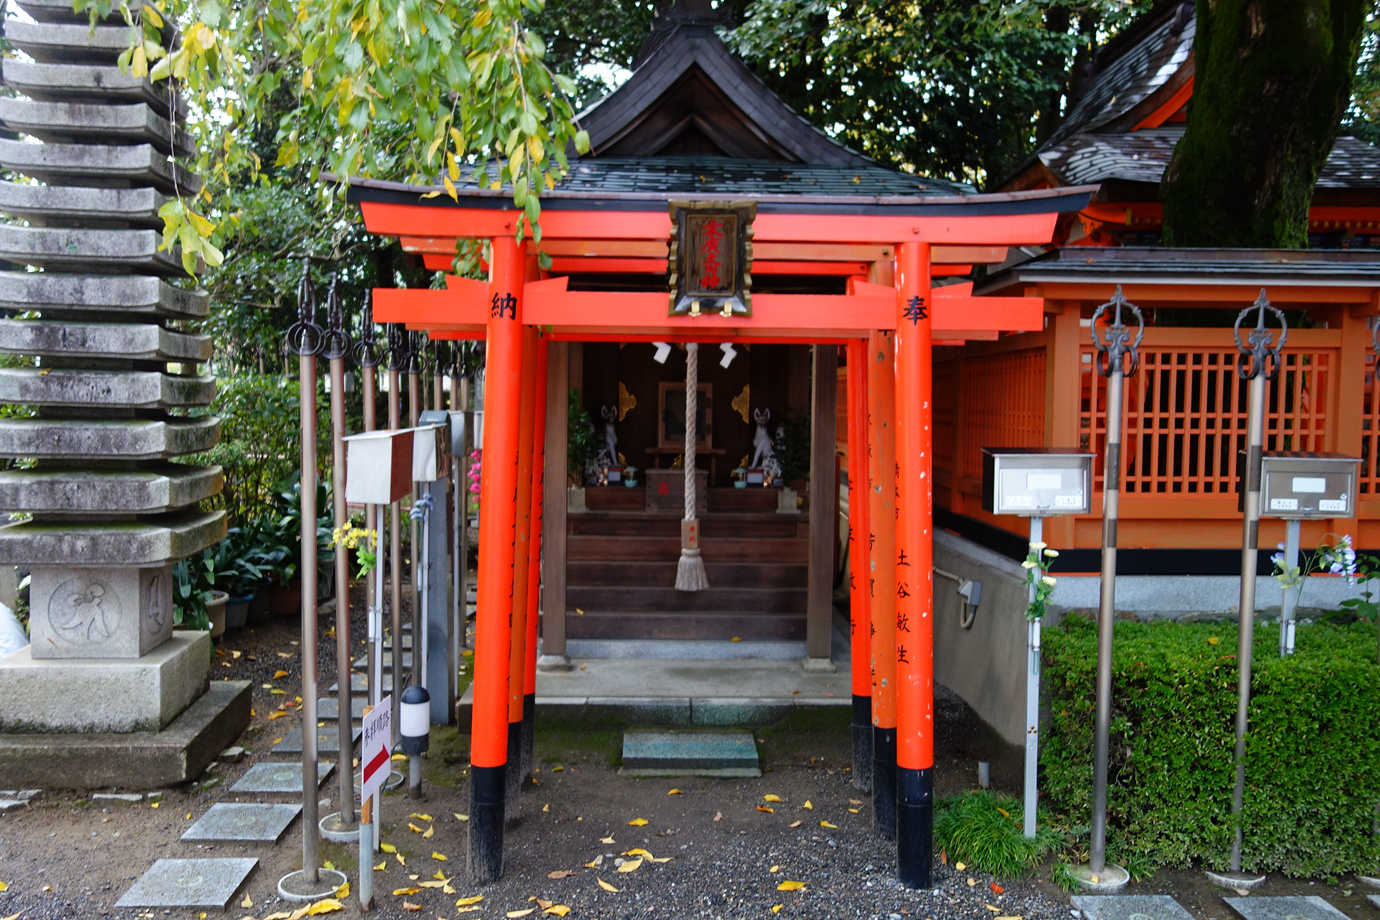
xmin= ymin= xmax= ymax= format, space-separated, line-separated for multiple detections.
xmin=1023 ymin=515 xmax=1043 ymax=839
xmin=387 ymin=323 xmax=407 ymax=744
xmin=356 ymin=296 xmax=381 ymax=710
xmin=1229 ymin=290 xmax=1287 ymax=874
xmin=1281 ymin=519 xmax=1300 ymax=657
xmin=409 ymin=334 xmax=424 ymax=690
xmin=1089 ymin=285 xmax=1143 ymax=879
xmin=322 ymin=276 xmax=357 ymax=840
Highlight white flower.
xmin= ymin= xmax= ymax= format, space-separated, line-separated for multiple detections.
xmin=1041 ymin=576 xmax=1057 ymax=587
xmin=1021 ymin=560 xmax=1038 ymax=569
xmin=1030 ymin=541 xmax=1047 ymax=551
xmin=1043 ymin=548 xmax=1059 ymax=558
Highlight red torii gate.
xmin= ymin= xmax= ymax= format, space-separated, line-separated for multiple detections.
xmin=349 ymin=181 xmax=1094 ymax=887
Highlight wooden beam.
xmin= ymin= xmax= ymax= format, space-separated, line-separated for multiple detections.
xmin=539 ymin=342 xmax=570 ymax=664
xmin=371 ymin=284 xmax=488 ymax=331
xmin=807 ymin=344 xmax=839 ymax=662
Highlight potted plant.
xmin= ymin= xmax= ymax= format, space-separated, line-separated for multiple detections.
xmin=262 ymin=473 xmax=335 ymax=615
xmin=173 ymin=551 xmax=224 ymax=638
xmin=208 ymin=528 xmax=271 ymax=631
xmin=770 ymin=412 xmax=810 ymax=513
xmin=567 ymin=393 xmax=594 ymax=511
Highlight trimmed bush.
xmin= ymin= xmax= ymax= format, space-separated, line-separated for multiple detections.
xmin=1041 ymin=617 xmax=1380 ymax=877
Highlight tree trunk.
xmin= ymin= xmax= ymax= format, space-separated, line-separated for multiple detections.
xmin=1160 ymin=0 xmax=1367 ymax=248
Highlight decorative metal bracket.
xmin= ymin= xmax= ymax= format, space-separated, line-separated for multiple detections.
xmin=354 ymin=292 xmax=383 ymax=368
xmin=285 ymin=259 xmax=324 ymax=357
xmin=384 ymin=323 xmax=410 ymax=373
xmin=321 ymin=274 xmax=354 ymax=361
xmin=1090 ymin=284 xmax=1145 ymax=379
xmin=1233 ymin=288 xmax=1288 ymax=382
xmin=408 ymin=330 xmax=427 ymax=376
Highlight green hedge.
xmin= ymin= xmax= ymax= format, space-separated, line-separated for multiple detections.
xmin=1041 ymin=617 xmax=1380 ymax=877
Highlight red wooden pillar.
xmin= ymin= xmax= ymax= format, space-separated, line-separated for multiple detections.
xmin=506 ymin=324 xmax=539 ymax=824
xmin=470 ymin=236 xmax=526 ymax=882
xmin=866 ymin=329 xmax=898 ymax=840
xmin=522 ymin=335 xmax=549 ymax=781
xmin=846 ymin=337 xmax=873 ymax=793
xmin=893 ymin=240 xmax=934 ymax=889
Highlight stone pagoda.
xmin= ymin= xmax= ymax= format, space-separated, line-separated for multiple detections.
xmin=0 ymin=0 xmax=249 ymax=787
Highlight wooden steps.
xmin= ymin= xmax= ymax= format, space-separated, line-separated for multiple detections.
xmin=561 ymin=497 xmax=810 ymax=641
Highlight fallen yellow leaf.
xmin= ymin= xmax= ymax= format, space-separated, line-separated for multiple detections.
xmin=777 ymin=880 xmax=805 ymax=891
xmin=455 ymin=895 xmax=484 ymax=906
xmin=627 ymin=818 xmax=649 ymax=826
xmin=305 ymin=899 xmax=344 ymax=916
xmin=270 ymin=689 xmax=287 ymax=695
xmin=600 ymin=836 xmax=615 ymax=844
xmin=542 ymin=804 xmax=550 ymax=813
xmin=757 ymin=805 xmax=774 ymax=813
xmin=334 ymin=881 xmax=350 ymax=899
xmin=408 ymin=823 xmax=424 ymax=833
xmin=419 ymin=881 xmax=447 ymax=889
xmin=770 ymin=865 xmax=781 ymax=873
xmin=788 ymin=820 xmax=803 ymax=828
xmin=374 ymin=862 xmax=386 ymax=871
xmin=444 ymin=884 xmax=456 ymax=894
xmin=616 ymin=858 xmax=643 ymax=873
xmin=544 ymin=906 xmax=571 ymax=917
xmin=772 ymin=906 xmax=784 ymax=914
xmin=820 ymin=821 xmax=838 ymax=829
xmin=410 ymin=813 xmax=433 ymax=821
xmin=648 ymin=857 xmax=671 ymax=863
xmin=150 ymin=801 xmax=161 ymax=808
xmin=433 ymin=871 xmax=447 ymax=880
xmin=763 ymin=794 xmax=782 ymax=803
xmin=454 ymin=813 xmax=469 ymax=822
xmin=393 ymin=887 xmax=421 ymax=895
xmin=396 ymin=854 xmax=407 ymax=866
xmin=274 ymin=669 xmax=289 ymax=678
xmin=551 ymin=765 xmax=564 ymax=773
xmin=507 ymin=910 xmax=535 ymax=918
xmin=547 ymin=870 xmax=575 ymax=879
xmin=402 ymin=901 xmax=421 ymax=912
xmin=802 ymin=800 xmax=813 ymax=810
xmin=242 ymin=893 xmax=254 ymax=908
xmin=622 ymin=848 xmax=652 ymax=858
xmin=968 ymin=878 xmax=978 ymax=887
xmin=423 ymin=825 xmax=434 ymax=838
xmin=667 ymin=788 xmax=682 ymax=795
xmin=849 ymin=798 xmax=863 ymax=805
xmin=955 ymin=861 xmax=966 ymax=871
xmin=597 ymin=878 xmax=619 ymax=892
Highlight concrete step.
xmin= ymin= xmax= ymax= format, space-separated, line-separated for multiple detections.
xmin=568 ymin=535 xmax=809 ymax=564
xmin=564 ymin=610 xmax=806 ymax=641
xmin=567 ymin=585 xmax=806 ymax=613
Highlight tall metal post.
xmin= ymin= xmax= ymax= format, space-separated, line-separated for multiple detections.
xmin=386 ymin=323 xmax=407 ymax=742
xmin=1229 ymin=291 xmax=1287 ymax=875
xmin=320 ymin=276 xmax=358 ymax=842
xmin=1084 ymin=285 xmax=1143 ymax=886
xmin=356 ymin=295 xmax=382 ymax=699
xmin=408 ymin=333 xmax=424 ymax=688
xmin=278 ymin=261 xmax=346 ymax=901
xmin=1023 ymin=515 xmax=1043 ymax=839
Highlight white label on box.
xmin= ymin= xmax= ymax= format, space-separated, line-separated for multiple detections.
xmin=1025 ymin=472 xmax=1063 ymax=490
xmin=1054 ymin=494 xmax=1083 ymax=508
xmin=1270 ymin=497 xmax=1299 ymax=511
xmin=1292 ymin=476 xmax=1327 ymax=493
xmin=1319 ymin=498 xmax=1347 ymax=512
xmin=1005 ymin=494 xmax=1035 ymax=509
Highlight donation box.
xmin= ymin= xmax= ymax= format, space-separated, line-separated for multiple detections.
xmin=982 ymin=448 xmax=1095 ymax=516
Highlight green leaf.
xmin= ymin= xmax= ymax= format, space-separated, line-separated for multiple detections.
xmin=574 ymin=129 xmax=590 ymax=154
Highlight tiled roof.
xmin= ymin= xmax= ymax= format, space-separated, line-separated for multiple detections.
xmin=552 ymin=157 xmax=974 ymax=198
xmin=1044 ymin=3 xmax=1194 ymax=147
xmin=1038 ymin=127 xmax=1380 ymax=189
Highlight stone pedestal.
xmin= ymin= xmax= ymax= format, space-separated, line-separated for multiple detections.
xmin=645 ymin=468 xmax=709 ymax=514
xmin=0 ymin=631 xmax=210 ymax=732
xmin=28 ymin=565 xmax=173 ymax=658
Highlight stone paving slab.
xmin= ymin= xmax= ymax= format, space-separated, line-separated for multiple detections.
xmin=1368 ymin=896 xmax=1379 ymax=911
xmin=355 ymin=651 xmax=413 ymax=669
xmin=330 ymin=671 xmax=391 ymax=695
xmin=1073 ymin=895 xmax=1195 ymax=920
xmin=621 ymin=730 xmax=760 ymax=776
xmin=180 ymin=803 xmax=301 ymax=844
xmin=1224 ymin=896 xmax=1353 ymax=920
xmin=115 ymin=857 xmax=257 ymax=909
xmin=317 ymin=695 xmax=366 ymax=721
xmin=229 ymin=761 xmax=334 ymax=794
xmin=271 ymin=725 xmax=361 ymax=755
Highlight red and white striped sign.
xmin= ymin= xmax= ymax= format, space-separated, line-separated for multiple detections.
xmin=360 ymin=694 xmax=392 ymax=801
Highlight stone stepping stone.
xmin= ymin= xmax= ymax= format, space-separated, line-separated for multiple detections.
xmin=1074 ymin=896 xmax=1195 ymax=920
xmin=1368 ymin=896 xmax=1379 ymax=911
xmin=620 ymin=731 xmax=760 ymax=777
xmin=229 ymin=762 xmax=334 ymax=795
xmin=1225 ymin=896 xmax=1353 ymax=920
xmin=317 ymin=696 xmax=366 ymax=721
xmin=272 ymin=724 xmax=361 ymax=755
xmin=181 ymin=804 xmax=301 ymax=844
xmin=355 ymin=651 xmax=413 ymax=670
xmin=114 ymin=857 xmax=257 ymax=909
xmin=330 ymin=671 xmax=391 ymax=695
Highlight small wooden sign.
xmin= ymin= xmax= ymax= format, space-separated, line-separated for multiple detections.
xmin=668 ymin=200 xmax=755 ymax=317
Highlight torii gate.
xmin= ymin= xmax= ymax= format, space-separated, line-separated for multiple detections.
xmin=348 ymin=180 xmax=1094 ymax=887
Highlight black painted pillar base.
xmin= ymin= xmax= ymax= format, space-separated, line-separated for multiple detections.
xmin=521 ymin=693 xmax=535 ymax=781
xmin=872 ymin=726 xmax=897 ymax=841
xmin=504 ymin=720 xmax=522 ymax=826
xmin=897 ymin=766 xmax=933 ymax=889
xmin=468 ymin=765 xmax=505 ymax=883
xmin=852 ymin=695 xmax=873 ymax=793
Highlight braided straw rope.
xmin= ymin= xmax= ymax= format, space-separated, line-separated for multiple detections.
xmin=676 ymin=343 xmax=708 ymax=590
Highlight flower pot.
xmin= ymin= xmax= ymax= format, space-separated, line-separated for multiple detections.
xmin=206 ymin=590 xmax=229 ymax=639
xmin=734 ymin=480 xmax=747 ymax=489
xmin=266 ymin=579 xmax=303 ymax=616
xmin=568 ymin=485 xmax=587 ymax=512
xmin=623 ymin=479 xmax=639 ymax=487
xmin=225 ymin=596 xmax=251 ymax=631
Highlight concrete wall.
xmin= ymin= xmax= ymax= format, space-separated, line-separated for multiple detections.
xmin=933 ymin=530 xmax=1030 ymax=747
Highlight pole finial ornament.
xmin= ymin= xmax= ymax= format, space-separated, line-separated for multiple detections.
xmin=322 ymin=273 xmax=354 ymax=361
xmin=1233 ymin=289 xmax=1287 ymax=382
xmin=385 ymin=323 xmax=410 ymax=372
xmin=354 ymin=291 xmax=383 ymax=368
xmin=1090 ymin=284 xmax=1144 ymax=379
xmin=285 ymin=258 xmax=324 ymax=357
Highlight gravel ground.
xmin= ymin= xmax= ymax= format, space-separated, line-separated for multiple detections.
xmin=0 ymin=585 xmax=1374 ymax=920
